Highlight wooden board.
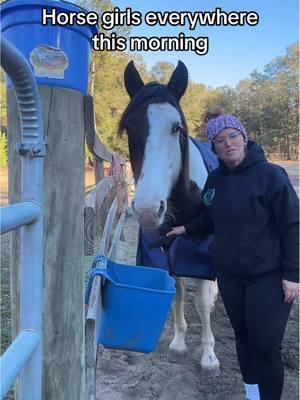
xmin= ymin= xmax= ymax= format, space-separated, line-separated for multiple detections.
xmin=83 ymin=96 xmax=128 ymax=398
xmin=85 ymin=189 xmax=127 ymax=399
xmin=84 ymin=95 xmax=112 ymax=163
xmin=84 ymin=176 xmax=116 ymax=256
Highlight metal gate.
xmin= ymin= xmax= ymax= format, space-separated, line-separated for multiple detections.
xmin=1 ymin=36 xmax=46 ymax=400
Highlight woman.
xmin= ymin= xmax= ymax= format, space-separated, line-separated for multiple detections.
xmin=167 ymin=112 xmax=299 ymax=400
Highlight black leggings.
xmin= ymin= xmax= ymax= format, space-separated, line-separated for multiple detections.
xmin=217 ymin=269 xmax=293 ymax=400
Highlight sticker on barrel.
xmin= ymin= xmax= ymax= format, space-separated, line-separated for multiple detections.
xmin=30 ymin=45 xmax=69 ymax=79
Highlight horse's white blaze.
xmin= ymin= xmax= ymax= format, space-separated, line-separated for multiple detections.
xmin=133 ymin=103 xmax=182 ymax=222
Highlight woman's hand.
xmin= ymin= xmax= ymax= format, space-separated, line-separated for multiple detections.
xmin=166 ymin=225 xmax=186 ymax=237
xmin=282 ymin=280 xmax=300 ymax=303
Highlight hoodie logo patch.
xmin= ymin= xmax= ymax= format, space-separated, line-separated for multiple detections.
xmin=203 ymin=188 xmax=215 ymax=206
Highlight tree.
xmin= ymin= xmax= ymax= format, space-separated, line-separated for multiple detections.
xmin=77 ymin=0 xmax=134 ymax=156
xmin=268 ymin=44 xmax=299 ymax=159
xmin=181 ymin=82 xmax=223 ymax=139
xmin=149 ymin=62 xmax=175 ymax=83
xmin=207 ymin=43 xmax=299 ymax=159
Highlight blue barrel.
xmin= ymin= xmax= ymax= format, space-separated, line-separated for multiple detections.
xmin=1 ymin=0 xmax=98 ymax=94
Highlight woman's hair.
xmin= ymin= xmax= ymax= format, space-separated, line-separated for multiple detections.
xmin=203 ymin=107 xmax=223 ymax=123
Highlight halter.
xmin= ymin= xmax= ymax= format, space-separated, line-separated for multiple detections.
xmin=120 ymin=82 xmax=183 ymax=127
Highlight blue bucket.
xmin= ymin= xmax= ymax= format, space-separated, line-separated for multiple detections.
xmin=88 ymin=258 xmax=176 ymax=353
xmin=1 ymin=0 xmax=98 ymax=94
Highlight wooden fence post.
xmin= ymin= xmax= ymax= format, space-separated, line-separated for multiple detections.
xmin=7 ymin=86 xmax=86 ymax=400
xmin=83 ymin=95 xmax=128 ymax=398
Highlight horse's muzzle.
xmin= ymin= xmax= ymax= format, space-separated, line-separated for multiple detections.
xmin=131 ymin=200 xmax=166 ymax=228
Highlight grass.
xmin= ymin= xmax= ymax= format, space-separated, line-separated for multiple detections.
xmin=1 ymin=233 xmax=14 ymax=399
xmin=1 ymin=233 xmax=11 ymax=354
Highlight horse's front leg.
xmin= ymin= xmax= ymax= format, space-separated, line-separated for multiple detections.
xmin=167 ymin=277 xmax=188 ymax=363
xmin=195 ymin=279 xmax=220 ymax=375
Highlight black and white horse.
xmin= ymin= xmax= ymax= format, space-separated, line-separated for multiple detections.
xmin=119 ymin=61 xmax=220 ymax=373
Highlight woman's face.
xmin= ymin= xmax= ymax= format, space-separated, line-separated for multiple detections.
xmin=213 ymin=128 xmax=246 ymax=168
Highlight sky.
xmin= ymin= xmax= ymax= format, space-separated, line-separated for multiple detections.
xmin=112 ymin=0 xmax=299 ymax=88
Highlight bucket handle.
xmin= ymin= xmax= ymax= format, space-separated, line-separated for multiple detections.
xmin=85 ymin=255 xmax=109 ymax=305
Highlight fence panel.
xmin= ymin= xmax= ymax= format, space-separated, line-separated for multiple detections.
xmin=83 ymin=95 xmax=129 ymax=400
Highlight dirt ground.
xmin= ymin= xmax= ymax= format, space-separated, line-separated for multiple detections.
xmin=95 ymin=162 xmax=299 ymax=400
xmin=95 ymin=214 xmax=299 ymax=400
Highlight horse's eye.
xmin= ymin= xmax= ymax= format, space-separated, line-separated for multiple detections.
xmin=172 ymin=123 xmax=181 ymax=134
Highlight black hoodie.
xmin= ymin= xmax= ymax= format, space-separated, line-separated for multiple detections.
xmin=185 ymin=140 xmax=299 ymax=282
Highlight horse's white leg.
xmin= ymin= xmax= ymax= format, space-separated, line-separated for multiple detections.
xmin=167 ymin=277 xmax=188 ymax=363
xmin=195 ymin=279 xmax=220 ymax=374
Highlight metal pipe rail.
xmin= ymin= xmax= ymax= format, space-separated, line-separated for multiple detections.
xmin=0 ymin=202 xmax=41 ymax=234
xmin=1 ymin=330 xmax=40 ymax=398
xmin=1 ymin=36 xmax=44 ymax=143
xmin=1 ymin=36 xmax=45 ymax=400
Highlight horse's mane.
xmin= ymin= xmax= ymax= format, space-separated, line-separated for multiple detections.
xmin=118 ymin=82 xmax=187 ymax=136
xmin=119 ymin=82 xmax=189 ymax=181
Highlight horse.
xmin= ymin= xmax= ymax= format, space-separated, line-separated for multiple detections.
xmin=118 ymin=60 xmax=220 ymax=374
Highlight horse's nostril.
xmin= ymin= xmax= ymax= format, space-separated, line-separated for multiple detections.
xmin=158 ymin=201 xmax=166 ymax=218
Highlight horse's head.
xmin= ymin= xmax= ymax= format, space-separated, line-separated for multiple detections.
xmin=119 ymin=61 xmax=190 ymax=228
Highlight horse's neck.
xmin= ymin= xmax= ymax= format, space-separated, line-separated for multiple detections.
xmin=165 ymin=139 xmax=208 ymax=227
xmin=188 ymin=138 xmax=208 ymax=190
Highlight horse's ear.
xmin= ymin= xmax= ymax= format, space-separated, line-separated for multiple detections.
xmin=167 ymin=61 xmax=188 ymax=100
xmin=124 ymin=61 xmax=144 ymax=98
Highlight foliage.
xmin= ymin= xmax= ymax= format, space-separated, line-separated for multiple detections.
xmin=149 ymin=62 xmax=175 ymax=83
xmin=1 ymin=70 xmax=7 ymax=134
xmin=182 ymin=83 xmax=222 ymax=139
xmin=213 ymin=43 xmax=299 ymax=159
xmin=0 ymin=132 xmax=7 ymax=167
xmin=0 ymin=70 xmax=7 ymax=167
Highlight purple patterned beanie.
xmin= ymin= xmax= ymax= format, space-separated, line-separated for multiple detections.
xmin=205 ymin=115 xmax=248 ymax=144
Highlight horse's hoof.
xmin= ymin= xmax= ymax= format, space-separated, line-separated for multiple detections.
xmin=167 ymin=348 xmax=188 ymax=364
xmin=201 ymin=365 xmax=221 ymax=377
